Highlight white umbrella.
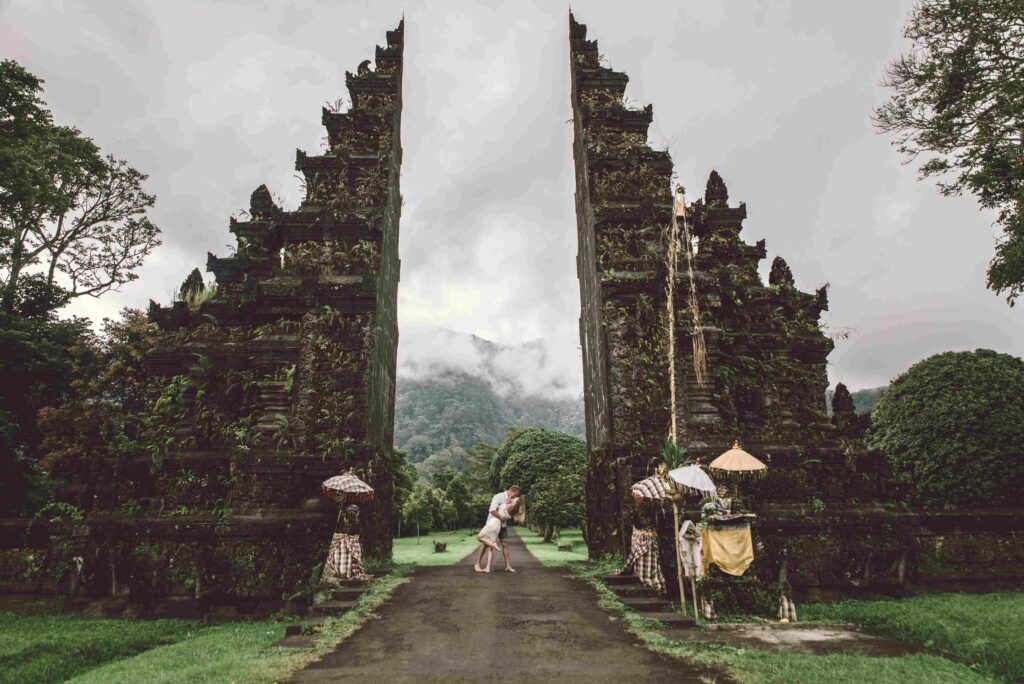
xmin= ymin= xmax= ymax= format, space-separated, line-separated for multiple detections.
xmin=667 ymin=464 xmax=717 ymax=497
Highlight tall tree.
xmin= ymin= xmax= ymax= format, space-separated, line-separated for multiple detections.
xmin=874 ymin=0 xmax=1024 ymax=303
xmin=0 ymin=59 xmax=160 ymax=314
xmin=464 ymin=441 xmax=497 ymax=494
xmin=401 ymin=484 xmax=434 ymax=542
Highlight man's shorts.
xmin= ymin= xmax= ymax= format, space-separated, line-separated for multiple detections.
xmin=498 ymin=527 xmax=508 ymax=541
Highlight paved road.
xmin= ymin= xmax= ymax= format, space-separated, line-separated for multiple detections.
xmin=289 ymin=529 xmax=726 ymax=683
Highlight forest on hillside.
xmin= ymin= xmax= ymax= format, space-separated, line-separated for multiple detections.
xmin=394 ymin=369 xmax=584 ymax=482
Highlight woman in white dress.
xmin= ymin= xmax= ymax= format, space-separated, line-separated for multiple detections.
xmin=475 ymin=496 xmax=523 ymax=573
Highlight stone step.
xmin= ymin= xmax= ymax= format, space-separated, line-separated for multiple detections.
xmin=600 ymin=573 xmax=639 ymax=586
xmin=620 ymin=596 xmax=673 ymax=613
xmin=647 ymin=612 xmax=697 ymax=629
xmin=329 ymin=577 xmax=372 ymax=588
xmin=609 ymin=583 xmax=650 ymax=596
xmin=329 ymin=587 xmax=367 ymax=601
xmin=284 ymin=616 xmax=329 ymax=636
xmin=310 ymin=599 xmax=358 ymax=617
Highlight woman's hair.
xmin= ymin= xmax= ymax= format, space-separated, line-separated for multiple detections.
xmin=507 ymin=496 xmax=526 ymax=524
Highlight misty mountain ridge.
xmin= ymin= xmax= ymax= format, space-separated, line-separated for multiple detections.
xmin=397 ymin=323 xmax=580 ymax=399
xmin=394 ymin=326 xmax=585 ymax=468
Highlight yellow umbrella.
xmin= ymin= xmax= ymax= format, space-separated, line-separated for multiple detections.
xmin=709 ymin=442 xmax=767 ymax=479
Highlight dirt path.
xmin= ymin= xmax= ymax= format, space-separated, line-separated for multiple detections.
xmin=289 ymin=529 xmax=726 ymax=683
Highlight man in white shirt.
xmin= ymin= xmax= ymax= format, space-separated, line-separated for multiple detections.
xmin=488 ymin=485 xmax=519 ymax=572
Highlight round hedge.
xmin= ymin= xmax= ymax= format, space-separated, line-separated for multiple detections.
xmin=865 ymin=349 xmax=1024 ymax=507
xmin=494 ymin=428 xmax=586 ymax=498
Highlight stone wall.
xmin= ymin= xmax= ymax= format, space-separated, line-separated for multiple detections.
xmin=0 ymin=20 xmax=404 ymax=616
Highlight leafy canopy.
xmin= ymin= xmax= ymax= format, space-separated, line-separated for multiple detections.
xmin=496 ymin=428 xmax=586 ymax=498
xmin=530 ymin=469 xmax=585 ymax=530
xmin=865 ymin=349 xmax=1024 ymax=507
xmin=0 ymin=59 xmax=160 ymax=315
xmin=875 ymin=0 xmax=1024 ymax=303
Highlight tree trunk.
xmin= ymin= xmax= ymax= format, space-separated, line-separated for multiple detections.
xmin=543 ymin=525 xmax=554 ymax=543
xmin=416 ymin=522 xmax=420 ymax=543
xmin=2 ymin=253 xmax=23 ymax=315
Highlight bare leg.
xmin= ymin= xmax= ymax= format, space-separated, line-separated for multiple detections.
xmin=484 ymin=547 xmax=493 ymax=572
xmin=474 ymin=543 xmax=487 ymax=572
xmin=502 ymin=540 xmax=515 ymax=572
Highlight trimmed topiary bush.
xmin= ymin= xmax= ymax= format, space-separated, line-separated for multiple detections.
xmin=866 ymin=349 xmax=1024 ymax=507
xmin=494 ymin=428 xmax=586 ymax=498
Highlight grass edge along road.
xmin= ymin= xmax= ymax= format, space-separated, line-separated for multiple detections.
xmin=391 ymin=527 xmax=480 ymax=566
xmin=573 ymin=561 xmax=998 ymax=684
xmin=514 ymin=526 xmax=589 ymax=566
xmin=0 ymin=566 xmax=413 ymax=684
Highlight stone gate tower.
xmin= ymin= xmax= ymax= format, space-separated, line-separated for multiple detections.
xmin=0 ymin=21 xmax=406 ymax=614
xmin=570 ymin=14 xmax=841 ymax=558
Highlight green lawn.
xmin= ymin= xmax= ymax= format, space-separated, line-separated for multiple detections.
xmin=575 ymin=560 xmax=998 ymax=684
xmin=515 ymin=526 xmax=589 ymax=566
xmin=392 ymin=527 xmax=481 ymax=566
xmin=0 ymin=566 xmax=412 ymax=684
xmin=0 ymin=613 xmax=201 ymax=684
xmin=67 ymin=622 xmax=286 ymax=684
xmin=802 ymin=591 xmax=1024 ymax=683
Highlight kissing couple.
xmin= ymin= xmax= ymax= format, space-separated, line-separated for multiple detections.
xmin=474 ymin=485 xmax=525 ymax=573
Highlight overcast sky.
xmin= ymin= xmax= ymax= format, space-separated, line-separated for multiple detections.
xmin=4 ymin=0 xmax=1023 ymax=397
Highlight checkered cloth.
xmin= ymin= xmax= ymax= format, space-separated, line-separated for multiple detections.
xmin=321 ymin=533 xmax=370 ymax=584
xmin=620 ymin=527 xmax=665 ymax=594
xmin=631 ymin=475 xmax=672 ymax=501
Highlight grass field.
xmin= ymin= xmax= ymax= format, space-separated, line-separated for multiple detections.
xmin=515 ymin=527 xmax=589 ymax=566
xmin=575 ymin=560 xmax=1000 ymax=684
xmin=0 ymin=566 xmax=412 ymax=684
xmin=802 ymin=591 xmax=1024 ymax=683
xmin=392 ymin=527 xmax=480 ymax=566
xmin=0 ymin=613 xmax=200 ymax=684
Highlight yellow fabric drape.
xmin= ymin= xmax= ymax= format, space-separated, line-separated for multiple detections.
xmin=701 ymin=527 xmax=754 ymax=576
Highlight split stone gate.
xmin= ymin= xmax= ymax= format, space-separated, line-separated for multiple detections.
xmin=2 ymin=16 xmax=1023 ymax=616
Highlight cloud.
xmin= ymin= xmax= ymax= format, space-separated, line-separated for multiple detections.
xmin=3 ymin=0 xmax=1022 ymax=399
xmin=397 ymin=323 xmax=579 ymax=400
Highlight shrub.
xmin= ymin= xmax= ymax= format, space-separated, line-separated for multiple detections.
xmin=496 ymin=428 xmax=586 ymax=499
xmin=530 ymin=469 xmax=586 ymax=531
xmin=866 ymin=349 xmax=1024 ymax=507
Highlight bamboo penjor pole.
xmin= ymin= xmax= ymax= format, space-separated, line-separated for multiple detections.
xmin=665 ymin=193 xmax=688 ymax=617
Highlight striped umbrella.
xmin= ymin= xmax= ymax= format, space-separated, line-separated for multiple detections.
xmin=631 ymin=474 xmax=673 ymax=502
xmin=322 ymin=470 xmax=375 ymax=503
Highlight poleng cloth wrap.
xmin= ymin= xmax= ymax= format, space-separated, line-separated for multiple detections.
xmin=701 ymin=526 xmax=754 ymax=576
xmin=321 ymin=532 xmax=370 ymax=584
xmin=621 ymin=528 xmax=665 ymax=593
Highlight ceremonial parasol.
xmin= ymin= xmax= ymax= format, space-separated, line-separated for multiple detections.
xmin=322 ymin=470 xmax=375 ymax=503
xmin=708 ymin=442 xmax=766 ymax=508
xmin=709 ymin=442 xmax=767 ymax=479
xmin=667 ymin=464 xmax=717 ymax=497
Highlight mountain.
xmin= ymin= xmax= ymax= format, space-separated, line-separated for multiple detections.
xmin=825 ymin=385 xmax=887 ymax=416
xmin=393 ymin=326 xmax=585 ymax=478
